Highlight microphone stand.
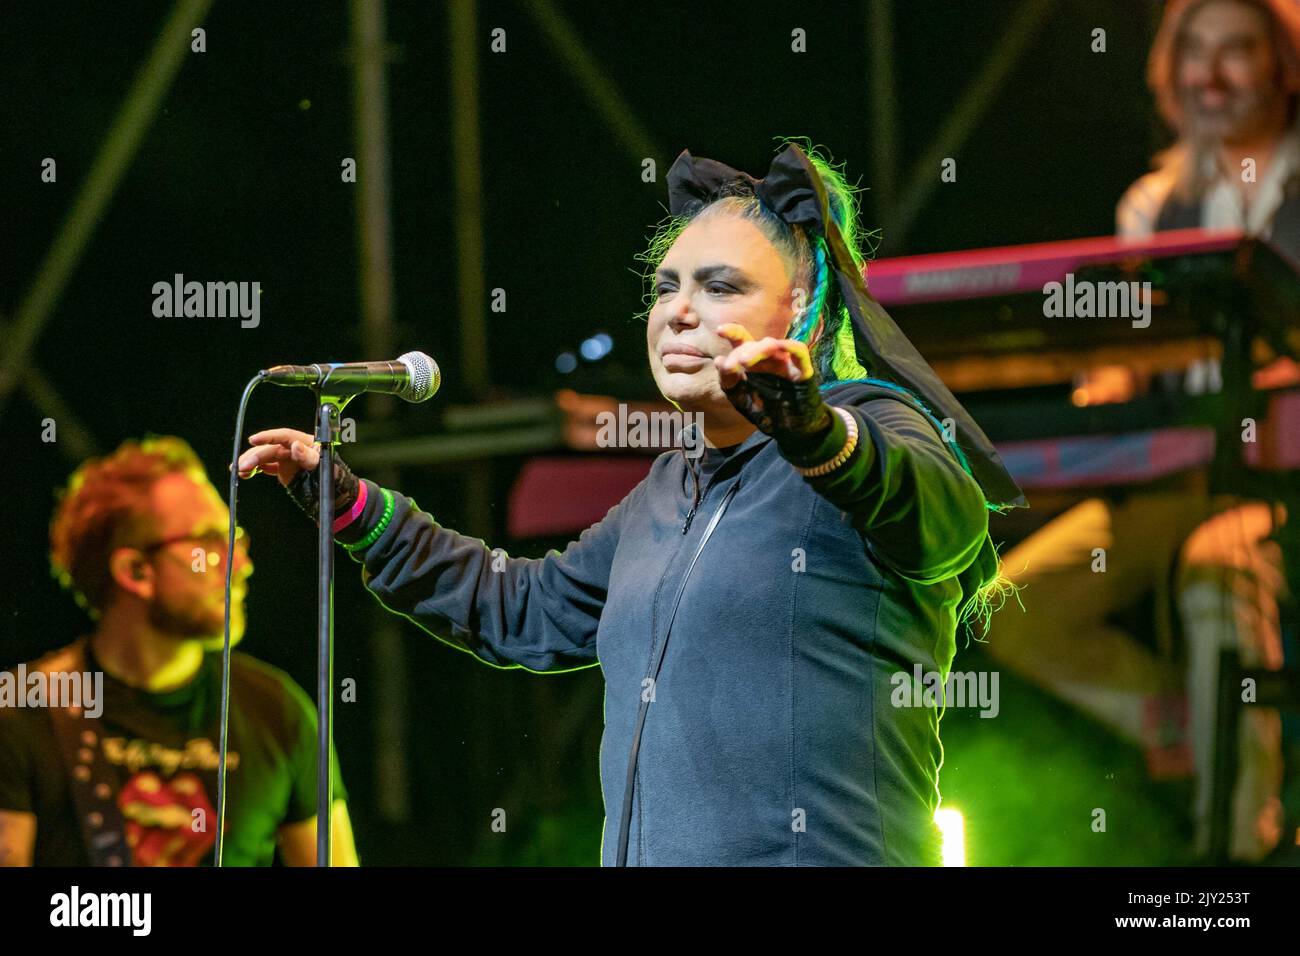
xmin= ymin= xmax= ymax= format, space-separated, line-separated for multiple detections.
xmin=313 ymin=393 xmax=351 ymax=867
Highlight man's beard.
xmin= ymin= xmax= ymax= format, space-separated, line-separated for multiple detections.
xmin=1180 ymin=83 xmax=1284 ymax=144
xmin=148 ymin=593 xmax=225 ymax=641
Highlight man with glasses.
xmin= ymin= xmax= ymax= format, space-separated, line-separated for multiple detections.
xmin=0 ymin=435 xmax=357 ymax=866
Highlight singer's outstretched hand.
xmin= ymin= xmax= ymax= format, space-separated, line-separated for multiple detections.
xmin=238 ymin=429 xmax=320 ymax=486
xmin=713 ymin=322 xmax=814 ymax=387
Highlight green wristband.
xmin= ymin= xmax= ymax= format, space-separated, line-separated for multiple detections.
xmin=342 ymin=488 xmax=395 ymax=552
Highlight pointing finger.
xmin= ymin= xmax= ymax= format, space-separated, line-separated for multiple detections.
xmin=249 ymin=428 xmax=315 ymax=447
xmin=717 ymin=324 xmax=755 ymax=344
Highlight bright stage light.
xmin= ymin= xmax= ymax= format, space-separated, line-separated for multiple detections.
xmin=935 ymin=807 xmax=966 ymax=867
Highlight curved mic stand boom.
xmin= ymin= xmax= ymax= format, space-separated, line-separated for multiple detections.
xmin=218 ymin=355 xmax=436 ymax=867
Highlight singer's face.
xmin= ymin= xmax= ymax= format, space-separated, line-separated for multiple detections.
xmin=647 ymin=212 xmax=802 ymax=412
xmin=1176 ymin=0 xmax=1283 ymax=143
xmin=138 ymin=472 xmax=254 ymax=648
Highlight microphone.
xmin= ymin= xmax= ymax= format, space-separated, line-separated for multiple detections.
xmin=260 ymin=351 xmax=440 ymax=403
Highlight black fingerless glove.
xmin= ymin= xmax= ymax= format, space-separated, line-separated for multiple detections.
xmin=285 ymin=451 xmax=362 ymax=525
xmin=722 ymin=370 xmax=837 ymax=464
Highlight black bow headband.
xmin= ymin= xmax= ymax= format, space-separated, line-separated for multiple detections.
xmin=665 ymin=143 xmax=1027 ymax=510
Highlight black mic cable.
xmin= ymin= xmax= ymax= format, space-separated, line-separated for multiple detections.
xmin=215 ymin=371 xmax=266 ymax=867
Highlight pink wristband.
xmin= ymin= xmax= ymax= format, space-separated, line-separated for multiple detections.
xmin=331 ymin=479 xmax=369 ymax=534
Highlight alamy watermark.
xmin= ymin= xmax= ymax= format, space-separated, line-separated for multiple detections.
xmin=152 ymin=274 xmax=260 ymax=328
xmin=50 ymin=886 xmax=151 ymax=936
xmin=1043 ymin=273 xmax=1151 ymax=329
xmin=0 ymin=665 xmax=103 ymax=718
xmin=595 ymin=403 xmax=706 ymax=457
xmin=890 ymin=664 xmax=999 ymax=718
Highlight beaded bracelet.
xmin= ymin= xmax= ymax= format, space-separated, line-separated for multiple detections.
xmin=342 ymin=488 xmax=395 ymax=551
xmin=793 ymin=407 xmax=859 ymax=477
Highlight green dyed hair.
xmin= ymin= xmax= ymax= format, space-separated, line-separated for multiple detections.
xmin=636 ymin=136 xmax=881 ymax=386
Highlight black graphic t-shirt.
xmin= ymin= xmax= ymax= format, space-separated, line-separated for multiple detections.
xmin=0 ymin=640 xmax=347 ymax=866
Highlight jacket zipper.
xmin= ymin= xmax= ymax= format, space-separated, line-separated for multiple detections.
xmin=617 ymin=476 xmax=741 ymax=865
xmin=682 ymin=452 xmax=704 ymax=533
xmin=682 ymin=446 xmax=737 ymax=532
xmin=682 ymin=504 xmax=697 ymax=534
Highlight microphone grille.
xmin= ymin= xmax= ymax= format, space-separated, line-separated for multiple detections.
xmin=396 ymin=351 xmax=440 ymax=403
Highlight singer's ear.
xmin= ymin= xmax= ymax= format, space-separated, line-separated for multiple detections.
xmin=109 ymin=547 xmax=154 ymax=601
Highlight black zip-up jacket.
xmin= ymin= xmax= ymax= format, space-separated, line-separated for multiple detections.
xmin=334 ymin=379 xmax=997 ymax=865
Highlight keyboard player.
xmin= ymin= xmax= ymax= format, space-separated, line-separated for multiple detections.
xmin=985 ymin=0 xmax=1300 ymax=862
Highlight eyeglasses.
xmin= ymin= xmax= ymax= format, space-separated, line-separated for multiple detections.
xmin=139 ymin=526 xmax=249 ymax=565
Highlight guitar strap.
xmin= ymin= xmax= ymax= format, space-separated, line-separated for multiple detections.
xmin=34 ymin=638 xmax=132 ymax=867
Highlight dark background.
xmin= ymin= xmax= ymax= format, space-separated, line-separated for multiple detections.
xmin=2 ymin=0 xmax=1197 ymax=864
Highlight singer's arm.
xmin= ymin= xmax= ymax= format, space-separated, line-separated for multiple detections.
xmin=713 ymin=330 xmax=988 ymax=586
xmin=240 ymin=431 xmax=636 ymax=672
xmin=333 ymin=477 xmax=642 ymax=673
xmin=788 ymin=395 xmax=989 ymax=585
